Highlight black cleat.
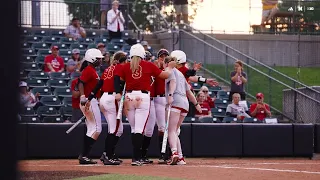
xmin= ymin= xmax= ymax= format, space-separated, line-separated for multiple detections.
xmin=78 ymin=156 xmax=97 ymax=165
xmin=141 ymin=158 xmax=153 ymax=164
xmin=158 ymin=155 xmax=167 ymax=164
xmin=112 ymin=154 xmax=123 ymax=163
xmin=131 ymin=159 xmax=143 ymax=166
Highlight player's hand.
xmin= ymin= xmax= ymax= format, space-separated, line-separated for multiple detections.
xmin=167 ymin=96 xmax=173 ymax=105
xmin=193 ymin=61 xmax=202 ymax=71
xmin=80 ymin=95 xmax=87 ymax=106
xmin=195 ymin=104 xmax=202 ymax=113
xmin=237 ymin=67 xmax=242 ymax=74
xmin=115 ymin=93 xmax=122 ymax=101
xmin=206 ymin=78 xmax=219 ymax=86
xmin=35 ymin=92 xmax=40 ymax=97
xmin=168 ymin=60 xmax=176 ymax=68
xmin=85 ymin=101 xmax=91 ymax=111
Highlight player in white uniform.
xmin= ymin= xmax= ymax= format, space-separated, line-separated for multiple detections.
xmin=165 ymin=51 xmax=202 ymax=165
xmin=78 ymin=49 xmax=104 ymax=164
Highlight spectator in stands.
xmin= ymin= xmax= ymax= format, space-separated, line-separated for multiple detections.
xmin=141 ymin=41 xmax=151 ymax=51
xmin=19 ymin=81 xmax=42 ymax=109
xmin=67 ymin=49 xmax=82 ymax=74
xmin=229 ymin=60 xmax=247 ymax=101
xmin=200 ymin=86 xmax=215 ymax=108
xmin=97 ymin=43 xmax=107 ymax=55
xmin=44 ymin=46 xmax=65 ymax=73
xmin=100 ymin=0 xmax=112 ymax=30
xmin=173 ymin=0 xmax=189 ymax=25
xmin=195 ymin=91 xmax=212 ymax=119
xmin=64 ymin=17 xmax=86 ymax=40
xmin=107 ymin=0 xmax=125 ymax=40
xmin=100 ymin=52 xmax=111 ymax=72
xmin=226 ymin=93 xmax=250 ymax=120
xmin=250 ymin=92 xmax=271 ymax=121
xmin=261 ymin=0 xmax=278 ymax=31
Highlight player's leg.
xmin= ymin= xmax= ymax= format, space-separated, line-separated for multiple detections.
xmin=167 ymin=108 xmax=181 ymax=165
xmin=99 ymin=94 xmax=120 ymax=165
xmin=155 ymin=97 xmax=168 ymax=163
xmin=141 ymin=99 xmax=156 ymax=164
xmin=79 ymin=98 xmax=102 ymax=164
xmin=177 ymin=113 xmax=187 ymax=165
xmin=132 ymin=92 xmax=151 ymax=166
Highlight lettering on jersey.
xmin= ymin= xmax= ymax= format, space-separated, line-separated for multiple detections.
xmin=95 ymin=72 xmax=100 ymax=80
xmin=102 ymin=65 xmax=115 ymax=80
xmin=132 ymin=65 xmax=142 ymax=79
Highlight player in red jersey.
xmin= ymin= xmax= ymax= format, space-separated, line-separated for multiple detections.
xmin=77 ymin=49 xmax=104 ymax=165
xmin=71 ymin=78 xmax=83 ymax=123
xmin=115 ymin=44 xmax=176 ymax=166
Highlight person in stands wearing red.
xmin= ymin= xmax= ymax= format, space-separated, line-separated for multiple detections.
xmin=199 ymin=85 xmax=215 ymax=108
xmin=249 ymin=92 xmax=272 ymax=121
xmin=44 ymin=46 xmax=65 ymax=73
xmin=195 ymin=91 xmax=212 ymax=119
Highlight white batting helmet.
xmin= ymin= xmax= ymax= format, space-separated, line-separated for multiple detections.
xmin=130 ymin=44 xmax=145 ymax=59
xmin=84 ymin=48 xmax=104 ymax=63
xmin=170 ymin=50 xmax=186 ymax=64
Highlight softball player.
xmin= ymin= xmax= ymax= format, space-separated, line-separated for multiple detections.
xmin=98 ymin=51 xmax=127 ymax=165
xmin=154 ymin=49 xmax=171 ymax=163
xmin=165 ymin=51 xmax=202 ymax=165
xmin=77 ymin=48 xmax=104 ymax=164
xmin=115 ymin=44 xmax=175 ymax=166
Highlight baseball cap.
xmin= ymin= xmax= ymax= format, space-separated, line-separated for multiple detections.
xmin=97 ymin=43 xmax=105 ymax=48
xmin=19 ymin=81 xmax=27 ymax=87
xmin=141 ymin=41 xmax=148 ymax=46
xmin=72 ymin=48 xmax=80 ymax=54
xmin=256 ymin=93 xmax=264 ymax=98
xmin=51 ymin=46 xmax=59 ymax=50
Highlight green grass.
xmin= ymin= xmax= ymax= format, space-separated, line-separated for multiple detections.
xmin=205 ymin=64 xmax=320 ymax=113
xmin=72 ymin=174 xmax=184 ymax=180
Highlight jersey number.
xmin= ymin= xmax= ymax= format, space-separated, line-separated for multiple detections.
xmin=132 ymin=65 xmax=142 ymax=79
xmin=103 ymin=66 xmax=115 ymax=80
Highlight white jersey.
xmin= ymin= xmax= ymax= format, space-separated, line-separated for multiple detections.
xmin=165 ymin=68 xmax=190 ymax=111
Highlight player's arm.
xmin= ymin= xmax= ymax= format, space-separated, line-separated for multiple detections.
xmin=188 ymin=76 xmax=219 ymax=86
xmin=72 ymin=82 xmax=80 ymax=98
xmin=158 ymin=61 xmax=175 ymax=79
xmin=186 ymin=90 xmax=198 ymax=106
xmin=185 ymin=69 xmax=196 ymax=78
xmin=88 ymin=79 xmax=104 ymax=101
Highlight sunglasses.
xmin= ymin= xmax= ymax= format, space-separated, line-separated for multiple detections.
xmin=202 ymin=91 xmax=208 ymax=93
xmin=256 ymin=97 xmax=262 ymax=99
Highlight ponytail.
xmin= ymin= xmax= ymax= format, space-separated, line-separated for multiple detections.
xmin=130 ymin=56 xmax=141 ymax=73
xmin=79 ymin=61 xmax=88 ymax=72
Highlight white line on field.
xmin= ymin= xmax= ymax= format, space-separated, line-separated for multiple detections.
xmin=185 ymin=165 xmax=320 ymax=175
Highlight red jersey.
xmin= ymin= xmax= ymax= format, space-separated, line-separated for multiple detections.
xmin=205 ymin=96 xmax=215 ymax=108
xmin=101 ymin=64 xmax=122 ymax=92
xmin=150 ymin=77 xmax=156 ymax=97
xmin=116 ymin=61 xmax=162 ymax=91
xmin=154 ymin=68 xmax=165 ymax=95
xmin=79 ymin=65 xmax=100 ymax=98
xmin=44 ymin=54 xmax=64 ymax=72
xmin=178 ymin=66 xmax=189 ymax=81
xmin=249 ymin=103 xmax=270 ymax=121
xmin=195 ymin=102 xmax=211 ymax=116
xmin=71 ymin=79 xmax=80 ymax=109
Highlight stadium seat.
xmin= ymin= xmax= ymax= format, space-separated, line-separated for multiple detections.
xmin=122 ymin=32 xmax=130 ymax=40
xmin=33 ymin=29 xmax=49 ymax=37
xmin=59 ymin=37 xmax=77 ymax=44
xmin=70 ymin=43 xmax=87 ymax=50
xmin=59 ymin=49 xmax=72 ymax=56
xmin=42 ymin=36 xmax=60 ymax=44
xmin=46 ymin=79 xmax=67 ymax=88
xmin=21 ymin=55 xmax=34 ymax=63
xmin=21 ymin=63 xmax=41 ymax=72
xmin=199 ymin=117 xmax=221 ymax=123
xmin=101 ymin=31 xmax=109 ymax=38
xmin=22 ymin=48 xmax=36 ymax=56
xmin=122 ymin=44 xmax=131 ymax=52
xmin=20 ymin=107 xmax=37 ymax=117
xmin=42 ymin=116 xmax=64 ymax=123
xmin=28 ymin=71 xmax=50 ymax=80
xmin=87 ymin=44 xmax=97 ymax=49
xmin=31 ymin=42 xmax=49 ymax=50
xmin=214 ymin=99 xmax=228 ymax=109
xmin=31 ymin=87 xmax=54 ymax=97
xmin=86 ymin=30 xmax=100 ymax=38
xmin=60 ymin=106 xmax=72 ymax=118
xmin=40 ymin=96 xmax=63 ymax=107
xmin=21 ymin=28 xmax=31 ymax=36
xmin=61 ymin=56 xmax=70 ymax=62
xmin=243 ymin=117 xmax=262 ymax=123
xmin=49 ymin=72 xmax=70 ymax=80
xmin=71 ymin=72 xmax=81 ymax=79
xmin=51 ymin=29 xmax=64 ymax=37
xmin=21 ymin=42 xmax=30 ymax=48
xmin=110 ymin=38 xmax=125 ymax=46
xmin=20 ymin=70 xmax=28 ymax=80
xmin=107 ymin=44 xmax=120 ymax=53
xmin=24 ymin=36 xmax=42 ymax=43
xmin=208 ymin=86 xmax=222 ymax=93
xmin=79 ymin=49 xmax=86 ymax=56
xmin=183 ymin=117 xmax=200 ymax=123
xmin=37 ymin=106 xmax=60 ymax=117
xmin=54 ymin=87 xmax=72 ymax=98
xmin=217 ymin=91 xmax=230 ymax=100
xmin=63 ymin=97 xmax=72 ymax=106
xmin=35 ymin=56 xmax=45 ymax=65
xmin=37 ymin=49 xmax=52 ymax=56
xmin=51 ymin=43 xmax=69 ymax=50
xmin=94 ymin=37 xmax=108 ymax=44
xmin=222 ymin=117 xmax=239 ymax=123
xmin=78 ymin=38 xmax=94 ymax=45
xmin=211 ymin=108 xmax=227 ymax=119
xmin=21 ymin=116 xmax=41 ymax=123
xmin=26 ymin=79 xmax=46 ymax=88
xmin=191 ymin=82 xmax=202 ymax=90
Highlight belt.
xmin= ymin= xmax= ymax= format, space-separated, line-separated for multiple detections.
xmin=156 ymin=94 xmax=166 ymax=97
xmin=126 ymin=90 xmax=149 ymax=94
xmin=106 ymin=92 xmax=116 ymax=95
xmin=150 ymin=97 xmax=154 ymax=100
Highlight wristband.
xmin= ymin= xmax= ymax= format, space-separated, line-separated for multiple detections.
xmin=198 ymin=77 xmax=207 ymax=83
xmin=168 ymin=94 xmax=172 ymax=96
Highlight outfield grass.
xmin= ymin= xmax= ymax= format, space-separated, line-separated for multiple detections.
xmin=72 ymin=174 xmax=184 ymax=180
xmin=205 ymin=64 xmax=320 ymax=113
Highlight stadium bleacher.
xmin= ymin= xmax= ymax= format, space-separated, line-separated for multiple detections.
xmin=19 ymin=28 xmax=252 ymax=123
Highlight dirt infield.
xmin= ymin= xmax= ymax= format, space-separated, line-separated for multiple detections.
xmin=19 ymin=158 xmax=320 ymax=180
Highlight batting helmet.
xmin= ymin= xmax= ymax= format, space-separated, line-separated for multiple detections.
xmin=84 ymin=48 xmax=104 ymax=64
xmin=170 ymin=50 xmax=186 ymax=64
xmin=130 ymin=44 xmax=145 ymax=59
xmin=157 ymin=49 xmax=169 ymax=58
xmin=145 ymin=51 xmax=152 ymax=61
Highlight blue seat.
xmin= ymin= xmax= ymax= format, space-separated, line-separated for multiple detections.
xmin=21 ymin=42 xmax=30 ymax=48
xmin=21 ymin=116 xmax=41 ymax=123
xmin=60 ymin=106 xmax=72 ymax=118
xmin=70 ymin=43 xmax=87 ymax=50
xmin=26 ymin=79 xmax=46 ymax=88
xmin=110 ymin=38 xmax=125 ymax=46
xmin=86 ymin=30 xmax=101 ymax=38
xmin=78 ymin=38 xmax=94 ymax=45
xmin=37 ymin=49 xmax=52 ymax=56
xmin=20 ymin=70 xmax=28 ymax=81
xmin=42 ymin=36 xmax=60 ymax=44
xmin=243 ymin=117 xmax=262 ymax=123
xmin=87 ymin=44 xmax=97 ymax=49
xmin=107 ymin=44 xmax=120 ymax=53
xmin=51 ymin=43 xmax=69 ymax=50
xmin=24 ymin=36 xmax=42 ymax=43
xmin=54 ymin=87 xmax=72 ymax=98
xmin=214 ymin=99 xmax=229 ymax=109
xmin=59 ymin=49 xmax=72 ymax=56
xmin=51 ymin=29 xmax=64 ymax=37
xmin=40 ymin=96 xmax=63 ymax=107
xmin=33 ymin=29 xmax=49 ymax=37
xmin=63 ymin=97 xmax=72 ymax=106
xmin=211 ymin=108 xmax=227 ymax=119
xmin=22 ymin=63 xmax=41 ymax=72
xmin=31 ymin=87 xmax=54 ymax=97
xmin=42 ymin=116 xmax=64 ymax=123
xmin=183 ymin=117 xmax=200 ymax=123
xmin=31 ymin=42 xmax=49 ymax=50
xmin=46 ymin=79 xmax=67 ymax=88
xmin=22 ymin=48 xmax=36 ymax=56
xmin=49 ymin=72 xmax=70 ymax=80
xmin=28 ymin=71 xmax=50 ymax=80
xmin=37 ymin=106 xmax=60 ymax=117
xmin=35 ymin=56 xmax=45 ymax=65
xmin=59 ymin=37 xmax=77 ymax=44
xmin=222 ymin=117 xmax=239 ymax=123
xmin=21 ymin=55 xmax=34 ymax=63
xmin=94 ymin=37 xmax=108 ymax=44
xmin=20 ymin=107 xmax=37 ymax=117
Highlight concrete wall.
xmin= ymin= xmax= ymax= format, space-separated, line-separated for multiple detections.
xmin=156 ymin=32 xmax=320 ymax=67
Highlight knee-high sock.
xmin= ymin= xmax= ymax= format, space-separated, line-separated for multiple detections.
xmin=104 ymin=134 xmax=116 ymax=158
xmin=112 ymin=135 xmax=120 ymax=157
xmin=82 ymin=135 xmax=96 ymax=157
xmin=141 ymin=135 xmax=152 ymax=158
xmin=177 ymin=136 xmax=183 ymax=158
xmin=133 ymin=133 xmax=143 ymax=160
xmin=168 ymin=111 xmax=180 ymax=153
xmin=158 ymin=132 xmax=164 ymax=156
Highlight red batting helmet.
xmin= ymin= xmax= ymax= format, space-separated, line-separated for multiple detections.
xmin=157 ymin=49 xmax=169 ymax=58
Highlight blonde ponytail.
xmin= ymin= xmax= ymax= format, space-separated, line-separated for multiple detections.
xmin=130 ymin=56 xmax=141 ymax=73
